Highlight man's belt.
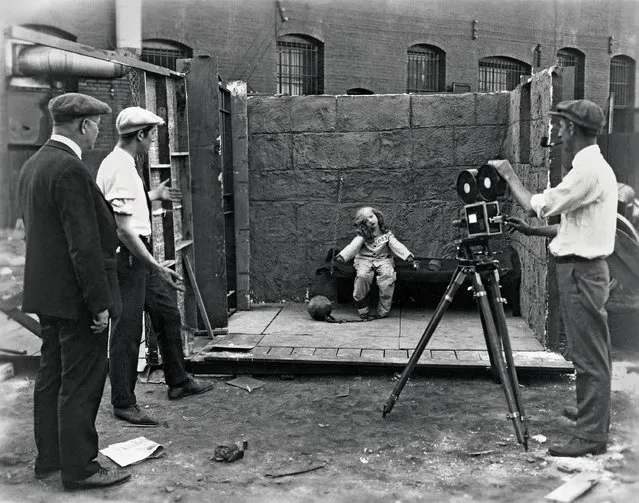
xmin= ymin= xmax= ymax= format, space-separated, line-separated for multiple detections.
xmin=554 ymin=254 xmax=601 ymax=264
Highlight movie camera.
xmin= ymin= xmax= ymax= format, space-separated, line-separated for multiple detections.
xmin=382 ymin=161 xmax=530 ymax=451
xmin=454 ymin=164 xmax=507 ymax=240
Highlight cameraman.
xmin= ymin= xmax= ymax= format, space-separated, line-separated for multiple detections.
xmin=488 ymin=99 xmax=617 ymax=458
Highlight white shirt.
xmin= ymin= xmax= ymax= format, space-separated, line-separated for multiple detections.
xmin=530 ymin=144 xmax=618 ymax=259
xmin=96 ymin=146 xmax=152 ymax=237
xmin=50 ymin=134 xmax=82 ymax=159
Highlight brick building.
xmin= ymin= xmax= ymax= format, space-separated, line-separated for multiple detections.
xmin=1 ymin=0 xmax=638 ymax=228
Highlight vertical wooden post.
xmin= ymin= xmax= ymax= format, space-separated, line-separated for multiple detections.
xmin=182 ymin=55 xmax=228 ymax=328
xmin=546 ymin=68 xmax=568 ymax=350
xmin=229 ymin=81 xmax=251 ymax=310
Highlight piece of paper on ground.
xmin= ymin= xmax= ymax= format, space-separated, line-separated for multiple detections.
xmin=100 ymin=436 xmax=164 ymax=467
xmin=226 ymin=376 xmax=265 ymax=392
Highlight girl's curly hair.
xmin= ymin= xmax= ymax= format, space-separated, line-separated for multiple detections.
xmin=354 ymin=206 xmax=389 ymax=242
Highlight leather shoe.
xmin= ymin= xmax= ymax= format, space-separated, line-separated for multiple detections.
xmin=548 ymin=437 xmax=607 ymax=457
xmin=35 ymin=467 xmax=60 ymax=480
xmin=168 ymin=378 xmax=214 ymax=400
xmin=113 ymin=404 xmax=159 ymax=425
xmin=563 ymin=406 xmax=578 ymax=421
xmin=63 ymin=466 xmax=131 ymax=490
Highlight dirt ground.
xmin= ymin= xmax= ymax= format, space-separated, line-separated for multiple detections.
xmin=0 ymin=361 xmax=638 ymax=503
xmin=2 ymin=228 xmax=639 ymax=502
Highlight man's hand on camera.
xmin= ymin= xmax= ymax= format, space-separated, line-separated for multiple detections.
xmin=406 ymin=255 xmax=414 ymax=264
xmin=488 ymin=159 xmax=515 ymax=182
xmin=91 ymin=309 xmax=109 ymax=334
xmin=334 ymin=255 xmax=345 ymax=264
xmin=505 ymin=216 xmax=533 ymax=235
xmin=158 ymin=265 xmax=186 ymax=291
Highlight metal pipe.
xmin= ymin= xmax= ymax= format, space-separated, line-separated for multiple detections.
xmin=17 ymin=46 xmax=128 ymax=78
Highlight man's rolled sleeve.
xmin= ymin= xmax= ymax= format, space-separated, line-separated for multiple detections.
xmin=100 ymin=167 xmax=138 ymax=215
xmin=530 ymin=193 xmax=547 ymax=219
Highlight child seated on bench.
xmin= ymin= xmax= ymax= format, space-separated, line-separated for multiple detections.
xmin=335 ymin=206 xmax=414 ymax=320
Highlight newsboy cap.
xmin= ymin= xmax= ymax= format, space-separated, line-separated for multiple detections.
xmin=116 ymin=107 xmax=165 ymax=135
xmin=48 ymin=93 xmax=112 ymax=123
xmin=549 ymin=99 xmax=606 ymax=134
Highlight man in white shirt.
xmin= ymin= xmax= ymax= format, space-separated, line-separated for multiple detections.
xmin=489 ymin=99 xmax=617 ymax=457
xmin=97 ymin=107 xmax=213 ymax=426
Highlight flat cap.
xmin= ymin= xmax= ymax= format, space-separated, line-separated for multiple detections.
xmin=116 ymin=107 xmax=165 ymax=135
xmin=48 ymin=93 xmax=112 ymax=123
xmin=549 ymin=99 xmax=606 ymax=134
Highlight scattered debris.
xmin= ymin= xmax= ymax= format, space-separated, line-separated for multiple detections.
xmin=0 ymin=362 xmax=15 ymax=382
xmin=468 ymin=449 xmax=495 ymax=457
xmin=264 ymin=464 xmax=325 ymax=478
xmin=532 ymin=434 xmax=547 ymax=444
xmin=182 ymin=416 xmax=195 ymax=421
xmin=0 ymin=267 xmax=13 ymax=280
xmin=557 ymin=466 xmax=579 ymax=474
xmin=226 ymin=376 xmax=265 ymax=393
xmin=544 ymin=471 xmax=599 ymax=502
xmin=335 ymin=385 xmax=350 ymax=398
xmin=200 ymin=407 xmax=216 ymax=417
xmin=146 ymin=369 xmax=166 ymax=384
xmin=212 ymin=440 xmax=248 ymax=463
xmin=318 ymin=424 xmax=330 ymax=428
xmin=100 ymin=436 xmax=164 ymax=467
xmin=359 ymin=457 xmax=369 ymax=464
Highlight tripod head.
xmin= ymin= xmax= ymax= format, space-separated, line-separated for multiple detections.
xmin=455 ymin=236 xmax=502 ymax=271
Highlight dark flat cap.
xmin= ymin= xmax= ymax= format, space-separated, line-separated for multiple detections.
xmin=549 ymin=99 xmax=606 ymax=134
xmin=48 ymin=93 xmax=112 ymax=123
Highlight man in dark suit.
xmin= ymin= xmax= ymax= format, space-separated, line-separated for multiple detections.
xmin=18 ymin=93 xmax=131 ymax=490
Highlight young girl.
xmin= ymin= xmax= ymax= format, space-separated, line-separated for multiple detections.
xmin=336 ymin=206 xmax=414 ymax=320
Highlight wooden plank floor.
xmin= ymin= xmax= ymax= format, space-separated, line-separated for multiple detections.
xmin=189 ymin=303 xmax=573 ymax=375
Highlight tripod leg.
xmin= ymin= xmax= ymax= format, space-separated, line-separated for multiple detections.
xmin=382 ymin=266 xmax=468 ymax=417
xmin=471 ymin=271 xmax=528 ymax=450
xmin=485 ymin=269 xmax=529 ymax=449
xmin=477 ymin=299 xmax=501 ymax=383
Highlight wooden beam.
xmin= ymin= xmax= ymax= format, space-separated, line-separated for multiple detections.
xmin=8 ymin=25 xmax=183 ymax=77
xmin=183 ymin=55 xmax=228 ymax=328
xmin=183 ymin=254 xmax=214 ymax=339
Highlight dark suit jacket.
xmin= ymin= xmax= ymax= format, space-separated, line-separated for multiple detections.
xmin=18 ymin=139 xmax=121 ymax=320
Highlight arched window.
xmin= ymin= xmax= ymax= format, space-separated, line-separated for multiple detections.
xmin=407 ymin=44 xmax=445 ymax=93
xmin=478 ymin=56 xmax=531 ymax=92
xmin=276 ymin=34 xmax=324 ymax=95
xmin=610 ymin=55 xmax=636 ymax=132
xmin=557 ymin=48 xmax=585 ymax=99
xmin=141 ymin=39 xmax=192 ymax=71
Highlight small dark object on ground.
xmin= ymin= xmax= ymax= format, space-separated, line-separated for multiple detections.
xmin=308 ymin=295 xmax=333 ymax=321
xmin=213 ymin=440 xmax=249 ymax=462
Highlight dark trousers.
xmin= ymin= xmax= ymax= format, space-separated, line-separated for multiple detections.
xmin=34 ymin=315 xmax=107 ymax=482
xmin=109 ymin=249 xmax=189 ymax=408
xmin=557 ymin=259 xmax=612 ymax=443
